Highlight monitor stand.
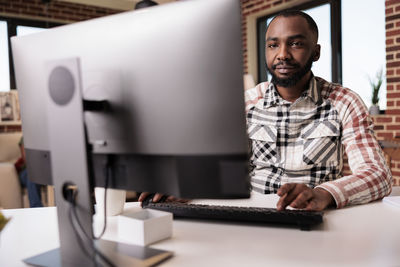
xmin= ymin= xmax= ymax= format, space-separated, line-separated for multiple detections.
xmin=23 ymin=58 xmax=172 ymax=267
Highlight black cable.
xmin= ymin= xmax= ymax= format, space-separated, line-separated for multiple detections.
xmin=70 ymin=203 xmax=115 ymax=267
xmin=68 ymin=206 xmax=94 ymax=260
xmin=93 ymin=159 xmax=112 ymax=240
xmin=66 ymin=186 xmax=116 ymax=267
xmin=81 ymin=120 xmax=108 ymax=241
xmin=69 ymin=99 xmax=115 ymax=265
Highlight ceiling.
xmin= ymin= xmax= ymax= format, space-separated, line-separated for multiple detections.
xmin=57 ymin=0 xmax=176 ymax=11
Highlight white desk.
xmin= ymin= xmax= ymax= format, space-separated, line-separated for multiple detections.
xmin=1 ymin=188 xmax=400 ymax=267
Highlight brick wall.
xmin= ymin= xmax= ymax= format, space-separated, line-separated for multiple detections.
xmin=375 ymin=0 xmax=400 ymax=185
xmin=241 ymin=0 xmax=400 ymax=185
xmin=0 ymin=0 xmax=121 ymax=23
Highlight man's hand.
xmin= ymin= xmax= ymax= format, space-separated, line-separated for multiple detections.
xmin=276 ymin=183 xmax=335 ymax=211
xmin=138 ymin=192 xmax=189 ymax=203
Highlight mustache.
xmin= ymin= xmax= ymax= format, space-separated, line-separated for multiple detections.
xmin=271 ymin=61 xmax=300 ymax=70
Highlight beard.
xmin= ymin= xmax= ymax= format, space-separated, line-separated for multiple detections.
xmin=266 ymin=55 xmax=314 ymax=88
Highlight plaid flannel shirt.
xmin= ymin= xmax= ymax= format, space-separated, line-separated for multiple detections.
xmin=245 ymin=76 xmax=392 ymax=208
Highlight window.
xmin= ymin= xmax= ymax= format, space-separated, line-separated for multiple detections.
xmin=17 ymin=25 xmax=47 ymax=36
xmin=0 ymin=21 xmax=10 ymax=92
xmin=257 ymin=0 xmax=386 ymax=110
xmin=342 ymin=0 xmax=386 ymax=109
xmin=305 ymin=4 xmax=331 ymax=82
xmin=0 ymin=18 xmax=60 ymax=92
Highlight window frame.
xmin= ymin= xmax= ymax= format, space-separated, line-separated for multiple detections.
xmin=1 ymin=16 xmax=61 ymax=90
xmin=256 ymin=0 xmax=342 ymax=84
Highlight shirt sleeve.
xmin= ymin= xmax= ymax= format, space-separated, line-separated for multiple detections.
xmin=316 ymin=88 xmax=392 ymax=208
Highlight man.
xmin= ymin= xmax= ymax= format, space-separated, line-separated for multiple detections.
xmin=140 ymin=10 xmax=392 ymax=211
xmin=246 ymin=10 xmax=392 ymax=211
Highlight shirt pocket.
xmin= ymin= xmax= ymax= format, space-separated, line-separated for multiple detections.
xmin=248 ymin=123 xmax=279 ymax=164
xmin=301 ymin=120 xmax=340 ymax=165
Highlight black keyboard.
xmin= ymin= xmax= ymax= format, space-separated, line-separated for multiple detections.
xmin=142 ymin=201 xmax=323 ymax=231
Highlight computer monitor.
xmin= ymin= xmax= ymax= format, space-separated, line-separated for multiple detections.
xmin=12 ymin=0 xmax=248 ymax=266
xmin=13 ymin=0 xmax=248 ymax=199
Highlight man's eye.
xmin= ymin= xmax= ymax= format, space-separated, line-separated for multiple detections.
xmin=291 ymin=42 xmax=303 ymax=47
xmin=267 ymin=43 xmax=278 ymax=48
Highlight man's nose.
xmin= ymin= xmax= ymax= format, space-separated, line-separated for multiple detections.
xmin=277 ymin=45 xmax=290 ymax=61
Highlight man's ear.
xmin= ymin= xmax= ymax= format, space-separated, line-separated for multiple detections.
xmin=313 ymin=44 xmax=321 ymax=61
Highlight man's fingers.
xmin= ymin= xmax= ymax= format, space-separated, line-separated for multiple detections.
xmin=276 ymin=193 xmax=288 ymax=211
xmin=277 ymin=192 xmax=299 ymax=211
xmin=277 ymin=184 xmax=310 ymax=210
xmin=277 ymin=184 xmax=297 ymax=209
xmin=138 ymin=192 xmax=168 ymax=203
xmin=277 ymin=191 xmax=300 ymax=210
xmin=138 ymin=192 xmax=150 ymax=202
xmin=166 ymin=195 xmax=176 ymax=202
xmin=152 ymin=193 xmax=164 ymax=202
xmin=277 ymin=185 xmax=334 ymax=211
xmin=289 ymin=190 xmax=313 ymax=209
xmin=138 ymin=192 xmax=164 ymax=202
xmin=139 ymin=192 xmax=189 ymax=204
xmin=277 ymin=183 xmax=296 ymax=196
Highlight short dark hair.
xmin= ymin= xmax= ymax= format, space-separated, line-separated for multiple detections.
xmin=267 ymin=10 xmax=319 ymax=40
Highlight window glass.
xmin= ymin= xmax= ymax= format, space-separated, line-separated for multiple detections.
xmin=1 ymin=20 xmax=54 ymax=91
xmin=342 ymin=0 xmax=386 ymax=109
xmin=305 ymin=4 xmax=332 ymax=81
xmin=257 ymin=17 xmax=273 ymax=83
xmin=0 ymin=21 xmax=10 ymax=92
xmin=17 ymin=25 xmax=46 ymax=36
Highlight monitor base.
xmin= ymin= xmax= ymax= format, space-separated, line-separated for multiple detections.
xmin=23 ymin=239 xmax=173 ymax=267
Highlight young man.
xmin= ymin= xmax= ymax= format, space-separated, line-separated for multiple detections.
xmin=246 ymin=10 xmax=392 ymax=211
xmin=140 ymin=10 xmax=392 ymax=211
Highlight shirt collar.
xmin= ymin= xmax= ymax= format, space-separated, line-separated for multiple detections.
xmin=263 ymin=75 xmax=322 ymax=108
xmin=304 ymin=76 xmax=322 ymax=105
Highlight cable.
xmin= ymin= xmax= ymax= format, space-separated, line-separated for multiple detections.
xmin=70 ymin=203 xmax=116 ymax=267
xmin=93 ymin=160 xmax=112 ymax=240
xmin=65 ymin=100 xmax=116 ymax=266
xmin=68 ymin=205 xmax=94 ymax=259
xmin=65 ymin=120 xmax=116 ymax=266
xmin=66 ymin=184 xmax=116 ymax=267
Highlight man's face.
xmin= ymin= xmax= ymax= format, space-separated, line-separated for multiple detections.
xmin=265 ymin=16 xmax=320 ymax=87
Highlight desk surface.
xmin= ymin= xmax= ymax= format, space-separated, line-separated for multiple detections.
xmin=1 ymin=188 xmax=400 ymax=267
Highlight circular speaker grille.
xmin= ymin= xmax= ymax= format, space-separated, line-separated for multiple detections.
xmin=48 ymin=66 xmax=75 ymax=105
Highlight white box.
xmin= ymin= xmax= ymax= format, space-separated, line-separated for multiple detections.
xmin=118 ymin=209 xmax=173 ymax=246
